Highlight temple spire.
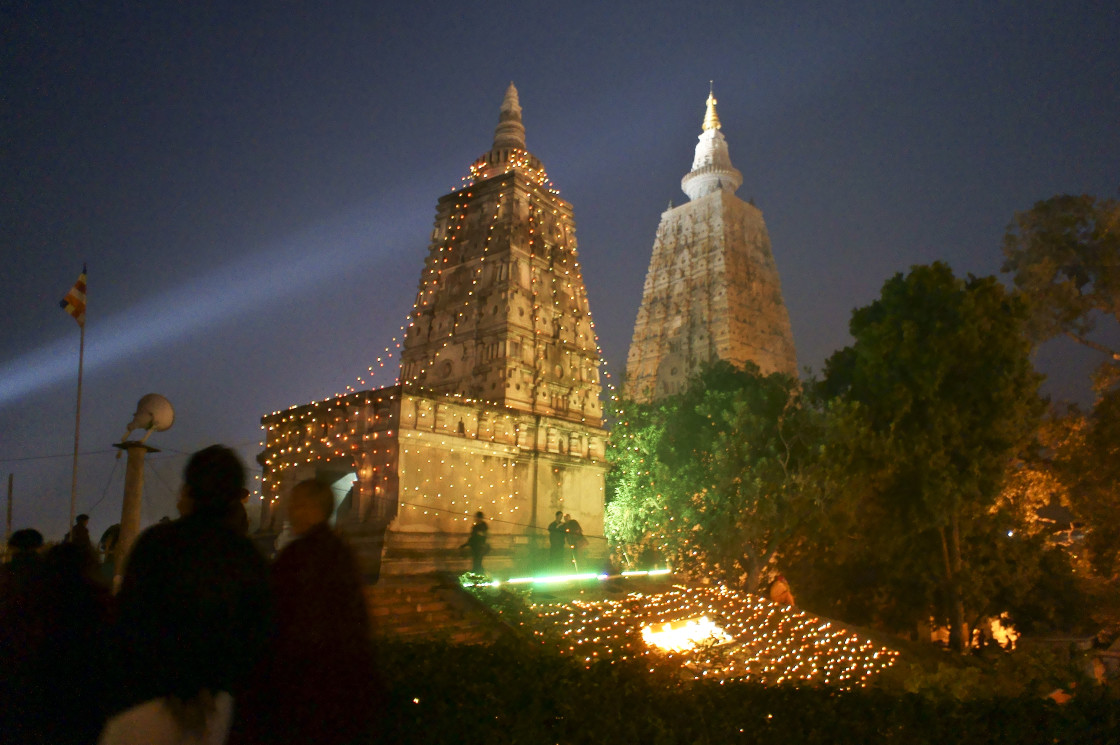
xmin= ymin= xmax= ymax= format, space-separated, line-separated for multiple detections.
xmin=681 ymin=84 xmax=742 ymax=201
xmin=492 ymin=81 xmax=526 ymax=150
xmin=702 ymin=83 xmax=721 ymax=131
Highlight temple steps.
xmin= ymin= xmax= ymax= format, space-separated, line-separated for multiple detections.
xmin=364 ymin=573 xmax=507 ymax=645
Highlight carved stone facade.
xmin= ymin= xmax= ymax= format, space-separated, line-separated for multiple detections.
xmin=625 ymin=91 xmax=797 ymax=401
xmin=259 ymin=85 xmax=607 ymax=574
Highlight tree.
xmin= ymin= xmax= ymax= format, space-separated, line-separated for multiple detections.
xmin=821 ymin=263 xmax=1044 ymax=652
xmin=1002 ymin=194 xmax=1120 ymax=391
xmin=1003 ymin=194 xmax=1120 ymax=576
xmin=1050 ymin=391 xmax=1120 ymax=577
xmin=605 ymin=362 xmax=818 ymax=592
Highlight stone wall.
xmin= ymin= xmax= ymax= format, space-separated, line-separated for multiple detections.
xmin=625 ymin=189 xmax=797 ymax=400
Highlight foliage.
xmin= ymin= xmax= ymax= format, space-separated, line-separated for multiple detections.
xmin=995 ymin=410 xmax=1079 ymax=536
xmin=1001 ymin=193 xmax=1120 ymax=582
xmin=1001 ymin=193 xmax=1120 ymax=390
xmin=897 ymin=644 xmax=1089 ymax=701
xmin=374 ymin=638 xmax=1120 ymax=744
xmin=605 ymin=362 xmax=819 ymax=591
xmin=1053 ymin=390 xmax=1120 ymax=577
xmin=818 ymin=263 xmax=1046 ymax=651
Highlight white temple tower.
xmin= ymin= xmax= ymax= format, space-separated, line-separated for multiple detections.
xmin=624 ymin=89 xmax=798 ymax=400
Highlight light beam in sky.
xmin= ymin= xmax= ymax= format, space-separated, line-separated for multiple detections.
xmin=0 ymin=198 xmax=419 ymax=409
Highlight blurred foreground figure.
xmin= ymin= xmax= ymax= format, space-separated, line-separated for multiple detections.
xmin=100 ymin=445 xmax=272 ymax=745
xmin=233 ymin=478 xmax=381 ymax=745
xmin=2 ymin=536 xmax=113 ymax=743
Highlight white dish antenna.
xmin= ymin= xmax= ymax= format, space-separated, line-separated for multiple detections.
xmin=121 ymin=393 xmax=175 ymax=443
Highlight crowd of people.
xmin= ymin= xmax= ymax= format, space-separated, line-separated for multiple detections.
xmin=547 ymin=512 xmax=586 ymax=572
xmin=459 ymin=510 xmax=589 ymax=575
xmin=0 ymin=445 xmax=382 ymax=745
xmin=0 ymin=442 xmax=603 ymax=742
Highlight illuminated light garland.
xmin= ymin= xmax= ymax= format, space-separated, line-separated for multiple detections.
xmin=258 ymin=107 xmax=610 ymax=530
xmin=465 ymin=579 xmax=900 ymax=689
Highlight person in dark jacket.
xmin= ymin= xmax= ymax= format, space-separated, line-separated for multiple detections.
xmin=233 ymin=478 xmax=380 ymax=745
xmin=32 ymin=542 xmax=113 ymax=743
xmin=100 ymin=445 xmax=272 ymax=744
xmin=67 ymin=513 xmax=95 ymax=559
xmin=0 ymin=529 xmax=50 ymax=743
xmin=547 ymin=511 xmax=566 ymax=570
xmin=462 ymin=511 xmax=489 ymax=573
xmin=563 ymin=513 xmax=584 ymax=571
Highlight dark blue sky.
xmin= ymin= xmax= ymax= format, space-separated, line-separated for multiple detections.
xmin=2 ymin=0 xmax=1118 ymax=538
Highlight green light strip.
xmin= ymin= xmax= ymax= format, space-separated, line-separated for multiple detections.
xmin=461 ymin=568 xmax=672 ymax=588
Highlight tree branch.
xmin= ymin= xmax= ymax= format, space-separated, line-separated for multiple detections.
xmin=1063 ymin=330 xmax=1120 ymax=361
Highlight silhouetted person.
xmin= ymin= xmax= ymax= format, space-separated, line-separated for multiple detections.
xmin=100 ymin=445 xmax=272 ymax=745
xmin=547 ymin=511 xmax=566 ymax=570
xmin=67 ymin=513 xmax=95 ymax=557
xmin=37 ymin=542 xmax=113 ymax=743
xmin=0 ymin=529 xmax=48 ymax=743
xmin=233 ymin=478 xmax=380 ymax=745
xmin=224 ymin=489 xmax=250 ymax=536
xmin=462 ymin=511 xmax=489 ymax=573
xmin=563 ymin=513 xmax=584 ymax=571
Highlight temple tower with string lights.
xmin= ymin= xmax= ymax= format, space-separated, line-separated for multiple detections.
xmin=399 ymin=83 xmax=603 ymax=426
xmin=257 ymin=84 xmax=608 ymax=575
xmin=624 ymin=89 xmax=797 ymax=401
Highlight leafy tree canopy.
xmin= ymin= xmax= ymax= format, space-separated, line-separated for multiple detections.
xmin=820 ymin=262 xmax=1046 ymax=650
xmin=1002 ymin=193 xmax=1120 ymax=391
xmin=605 ymin=361 xmax=817 ymax=591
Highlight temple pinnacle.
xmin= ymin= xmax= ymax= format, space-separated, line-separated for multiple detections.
xmin=492 ymin=81 xmax=526 ymax=150
xmin=681 ymin=86 xmax=742 ymax=201
xmin=702 ymin=87 xmax=721 ymax=131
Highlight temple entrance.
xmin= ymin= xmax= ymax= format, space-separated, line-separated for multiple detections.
xmin=316 ymin=468 xmax=357 ymax=525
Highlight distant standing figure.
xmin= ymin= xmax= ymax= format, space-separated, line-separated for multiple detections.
xmin=547 ymin=511 xmax=566 ymax=570
xmin=67 ymin=513 xmax=95 ymax=557
xmin=233 ymin=478 xmax=380 ymax=745
xmin=100 ymin=444 xmax=272 ymax=745
xmin=768 ymin=574 xmax=795 ymax=606
xmin=563 ymin=514 xmax=584 ymax=571
xmin=463 ymin=511 xmax=489 ymax=573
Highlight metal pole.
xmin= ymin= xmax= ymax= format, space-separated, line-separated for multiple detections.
xmin=6 ymin=473 xmax=12 ymax=543
xmin=69 ymin=322 xmax=85 ymax=531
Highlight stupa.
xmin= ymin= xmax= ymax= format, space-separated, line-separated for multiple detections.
xmin=624 ymin=88 xmax=797 ymax=400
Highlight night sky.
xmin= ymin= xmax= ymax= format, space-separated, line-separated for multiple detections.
xmin=2 ymin=1 xmax=1118 ymax=540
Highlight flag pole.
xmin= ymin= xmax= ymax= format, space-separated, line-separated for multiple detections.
xmin=61 ymin=264 xmax=87 ymax=534
xmin=69 ymin=319 xmax=85 ymax=531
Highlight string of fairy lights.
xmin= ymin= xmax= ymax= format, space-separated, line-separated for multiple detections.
xmin=258 ymin=139 xmax=616 ymax=530
xmin=474 ymin=581 xmax=899 ymax=689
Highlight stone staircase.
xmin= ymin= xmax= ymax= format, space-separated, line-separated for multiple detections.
xmin=365 ymin=573 xmax=507 ymax=644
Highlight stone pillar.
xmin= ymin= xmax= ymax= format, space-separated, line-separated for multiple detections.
xmin=113 ymin=441 xmax=159 ymax=585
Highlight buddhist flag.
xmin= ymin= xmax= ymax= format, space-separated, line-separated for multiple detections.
xmin=60 ymin=265 xmax=87 ymax=327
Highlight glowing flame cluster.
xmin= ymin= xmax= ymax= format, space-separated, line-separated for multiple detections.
xmin=641 ymin=616 xmax=732 ymax=652
xmin=494 ymin=582 xmax=899 ymax=689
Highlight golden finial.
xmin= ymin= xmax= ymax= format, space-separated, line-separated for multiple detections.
xmin=702 ymin=82 xmax=721 ymax=131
